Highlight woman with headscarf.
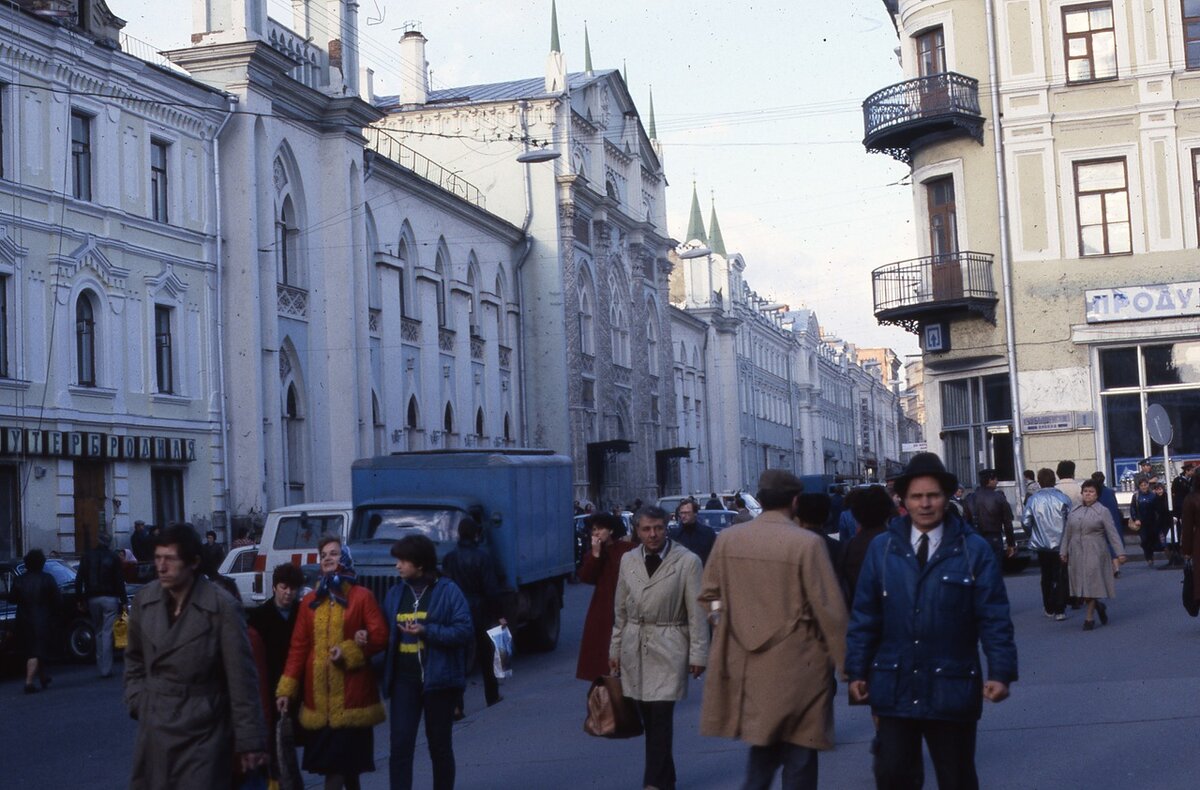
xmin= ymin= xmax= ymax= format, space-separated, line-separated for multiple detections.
xmin=575 ymin=512 xmax=638 ymax=681
xmin=276 ymin=536 xmax=388 ymax=790
xmin=11 ymin=549 xmax=60 ymax=693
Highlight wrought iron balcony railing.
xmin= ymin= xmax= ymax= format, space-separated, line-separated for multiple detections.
xmin=871 ymin=251 xmax=997 ymax=332
xmin=862 ymin=72 xmax=984 ymax=163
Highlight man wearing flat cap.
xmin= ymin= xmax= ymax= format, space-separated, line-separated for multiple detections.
xmin=699 ymin=469 xmax=848 ymax=790
xmin=846 ymin=452 xmax=1017 ymax=790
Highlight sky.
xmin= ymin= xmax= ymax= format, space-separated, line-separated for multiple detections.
xmin=121 ymin=0 xmax=920 ymax=358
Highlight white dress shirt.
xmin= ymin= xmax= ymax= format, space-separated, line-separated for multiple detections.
xmin=911 ymin=524 xmax=944 ymax=560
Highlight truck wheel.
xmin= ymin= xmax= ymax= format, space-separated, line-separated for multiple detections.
xmin=67 ymin=617 xmax=95 ymax=662
xmin=520 ymin=586 xmax=561 ymax=653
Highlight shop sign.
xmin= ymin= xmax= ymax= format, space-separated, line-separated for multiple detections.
xmin=1021 ymin=412 xmax=1073 ymax=433
xmin=0 ymin=427 xmax=195 ymax=462
xmin=1085 ymin=282 xmax=1200 ymax=323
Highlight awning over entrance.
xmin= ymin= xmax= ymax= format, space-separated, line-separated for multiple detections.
xmin=654 ymin=446 xmax=692 ymax=498
xmin=586 ymin=440 xmax=635 ymax=504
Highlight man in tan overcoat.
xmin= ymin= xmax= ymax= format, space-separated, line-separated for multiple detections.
xmin=124 ymin=524 xmax=267 ymax=789
xmin=699 ymin=470 xmax=848 ymax=790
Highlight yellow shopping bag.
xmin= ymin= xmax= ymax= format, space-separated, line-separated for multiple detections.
xmin=113 ymin=609 xmax=129 ymax=651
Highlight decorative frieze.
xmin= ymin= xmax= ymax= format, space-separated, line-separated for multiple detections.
xmin=277 ymin=284 xmax=308 ymax=319
xmin=401 ymin=317 xmax=421 ymax=343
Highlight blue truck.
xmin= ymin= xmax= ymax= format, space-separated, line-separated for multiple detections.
xmin=346 ymin=450 xmax=574 ymax=651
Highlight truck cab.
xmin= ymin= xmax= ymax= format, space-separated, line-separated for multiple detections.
xmin=347 ymin=450 xmax=574 ymax=652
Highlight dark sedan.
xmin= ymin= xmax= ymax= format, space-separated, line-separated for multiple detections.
xmin=0 ymin=558 xmax=99 ymax=669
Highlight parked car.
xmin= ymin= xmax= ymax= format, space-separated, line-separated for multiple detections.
xmin=0 ymin=558 xmax=99 ymax=668
xmin=691 ymin=509 xmax=740 ymax=533
xmin=657 ymin=491 xmax=763 ymax=521
xmin=573 ymin=511 xmax=634 ymax=570
xmin=218 ymin=544 xmax=260 ymax=604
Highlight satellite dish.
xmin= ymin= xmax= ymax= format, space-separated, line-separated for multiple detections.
xmin=1146 ymin=403 xmax=1174 ymax=446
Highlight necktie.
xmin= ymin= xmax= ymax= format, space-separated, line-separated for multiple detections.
xmin=917 ymin=533 xmax=929 ymax=569
xmin=645 ymin=553 xmax=662 ymax=577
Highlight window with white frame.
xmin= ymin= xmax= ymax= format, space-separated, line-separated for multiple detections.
xmin=1063 ymin=3 xmax=1117 ymax=83
xmin=1185 ymin=0 xmax=1200 ymax=69
xmin=150 ymin=139 xmax=169 ymax=223
xmin=1074 ymin=158 xmax=1131 ymax=256
xmin=154 ymin=305 xmax=174 ymax=394
xmin=71 ymin=110 xmax=93 ymax=201
xmin=0 ymin=276 xmax=8 ymax=378
xmin=75 ymin=292 xmax=97 ymax=386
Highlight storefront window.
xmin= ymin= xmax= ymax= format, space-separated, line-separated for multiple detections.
xmin=1099 ymin=343 xmax=1200 ymax=490
xmin=940 ymin=374 xmax=1014 ymax=485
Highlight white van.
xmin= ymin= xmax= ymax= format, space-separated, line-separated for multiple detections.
xmin=247 ymin=501 xmax=353 ymax=603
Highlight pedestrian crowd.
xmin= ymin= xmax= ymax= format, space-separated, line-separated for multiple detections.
xmin=13 ymin=451 xmax=1198 ymax=790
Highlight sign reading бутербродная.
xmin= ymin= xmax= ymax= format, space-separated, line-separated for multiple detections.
xmin=1085 ymin=282 xmax=1200 ymax=323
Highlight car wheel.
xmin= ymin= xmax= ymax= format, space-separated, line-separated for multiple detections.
xmin=67 ymin=617 xmax=95 ymax=662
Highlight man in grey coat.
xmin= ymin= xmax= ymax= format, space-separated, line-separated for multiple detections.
xmin=124 ymin=524 xmax=267 ymax=789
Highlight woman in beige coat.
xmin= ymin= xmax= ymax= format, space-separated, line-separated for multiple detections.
xmin=610 ymin=507 xmax=708 ymax=790
xmin=1061 ymin=479 xmax=1125 ymax=631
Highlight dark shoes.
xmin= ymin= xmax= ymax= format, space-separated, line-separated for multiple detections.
xmin=23 ymin=683 xmax=36 ymax=694
xmin=1083 ymin=620 xmax=1095 ymax=631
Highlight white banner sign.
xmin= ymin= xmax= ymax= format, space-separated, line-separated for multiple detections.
xmin=901 ymin=442 xmax=928 ymax=453
xmin=1085 ymin=281 xmax=1200 ymax=323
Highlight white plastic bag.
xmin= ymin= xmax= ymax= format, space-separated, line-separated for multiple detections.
xmin=487 ymin=624 xmax=513 ymax=680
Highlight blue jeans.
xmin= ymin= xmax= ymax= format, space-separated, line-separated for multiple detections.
xmin=388 ymin=679 xmax=457 ymax=790
xmin=88 ymin=596 xmax=119 ymax=677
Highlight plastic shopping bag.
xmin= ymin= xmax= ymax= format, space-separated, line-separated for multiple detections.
xmin=487 ymin=624 xmax=513 ymax=680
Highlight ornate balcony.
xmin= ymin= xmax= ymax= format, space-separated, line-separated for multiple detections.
xmin=862 ymin=72 xmax=984 ymax=164
xmin=871 ymin=252 xmax=998 ymax=332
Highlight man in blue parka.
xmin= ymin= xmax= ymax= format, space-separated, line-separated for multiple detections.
xmin=847 ymin=452 xmax=1017 ymax=790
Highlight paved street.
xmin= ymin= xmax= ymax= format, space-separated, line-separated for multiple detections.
xmin=5 ymin=556 xmax=1200 ymax=789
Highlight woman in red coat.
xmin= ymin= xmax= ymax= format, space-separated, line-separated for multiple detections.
xmin=276 ymin=537 xmax=388 ymax=790
xmin=576 ymin=513 xmax=638 ymax=680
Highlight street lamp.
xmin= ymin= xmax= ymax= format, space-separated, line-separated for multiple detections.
xmin=516 ymin=148 xmax=561 ymax=164
xmin=679 ymin=245 xmax=712 ymax=260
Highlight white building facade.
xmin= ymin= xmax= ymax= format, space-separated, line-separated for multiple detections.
xmin=0 ymin=0 xmax=231 ymax=555
xmin=372 ymin=24 xmax=677 ymax=506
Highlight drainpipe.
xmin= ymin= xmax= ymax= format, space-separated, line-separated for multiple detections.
xmin=213 ymin=96 xmax=237 ymax=530
xmin=513 ymin=100 xmax=539 ymax=447
xmin=984 ymin=0 xmax=1024 ymax=478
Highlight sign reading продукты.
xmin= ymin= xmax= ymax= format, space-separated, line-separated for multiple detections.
xmin=1085 ymin=281 xmax=1200 ymax=323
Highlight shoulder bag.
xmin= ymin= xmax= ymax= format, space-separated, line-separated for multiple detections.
xmin=583 ymin=675 xmax=643 ymax=739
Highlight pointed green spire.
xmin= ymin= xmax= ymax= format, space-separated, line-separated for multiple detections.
xmin=647 ymin=86 xmax=657 ymax=139
xmin=685 ymin=183 xmax=708 ymax=245
xmin=584 ymin=23 xmax=593 ymax=73
xmin=550 ymin=0 xmax=560 ymax=53
xmin=709 ymin=195 xmax=727 ymax=257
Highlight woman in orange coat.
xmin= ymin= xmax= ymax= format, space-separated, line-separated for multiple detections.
xmin=276 ymin=537 xmax=388 ymax=790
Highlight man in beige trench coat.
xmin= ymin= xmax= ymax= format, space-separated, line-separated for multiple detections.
xmin=699 ymin=470 xmax=848 ymax=790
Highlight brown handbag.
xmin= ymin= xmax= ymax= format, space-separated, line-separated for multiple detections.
xmin=583 ymin=675 xmax=644 ymax=739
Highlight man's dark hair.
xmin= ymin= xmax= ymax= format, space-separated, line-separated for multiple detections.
xmin=733 ymin=495 xmax=746 ymax=508
xmin=272 ymin=562 xmax=305 ymax=589
xmin=1038 ymin=468 xmax=1057 ymax=489
xmin=795 ymin=494 xmax=830 ymax=526
xmin=205 ymin=530 xmax=217 ymax=541
xmin=23 ymin=548 xmax=46 ymax=573
xmin=758 ymin=485 xmax=803 ymax=510
xmin=588 ymin=512 xmax=626 ymax=538
xmin=850 ymin=485 xmax=894 ymax=531
xmin=978 ymin=469 xmax=998 ymax=485
xmin=457 ymin=517 xmax=481 ymax=544
xmin=1090 ymin=471 xmax=1106 ymax=485
xmin=675 ymin=499 xmax=697 ymax=517
xmin=632 ymin=505 xmax=668 ymax=529
xmin=1056 ymin=460 xmax=1076 ymax=480
xmin=390 ymin=534 xmax=439 ymax=573
xmin=1080 ymin=479 xmax=1100 ymax=494
xmin=1023 ymin=469 xmax=1035 ymax=481
xmin=157 ymin=524 xmax=203 ymax=565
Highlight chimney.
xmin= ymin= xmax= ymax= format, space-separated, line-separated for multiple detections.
xmin=399 ymin=29 xmax=429 ymax=106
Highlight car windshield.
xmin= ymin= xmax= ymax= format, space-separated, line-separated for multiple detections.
xmin=17 ymin=560 xmax=75 ymax=586
xmin=274 ymin=514 xmax=345 ymax=550
xmin=351 ymin=508 xmax=463 ymax=545
xmin=695 ymin=511 xmax=737 ymax=531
